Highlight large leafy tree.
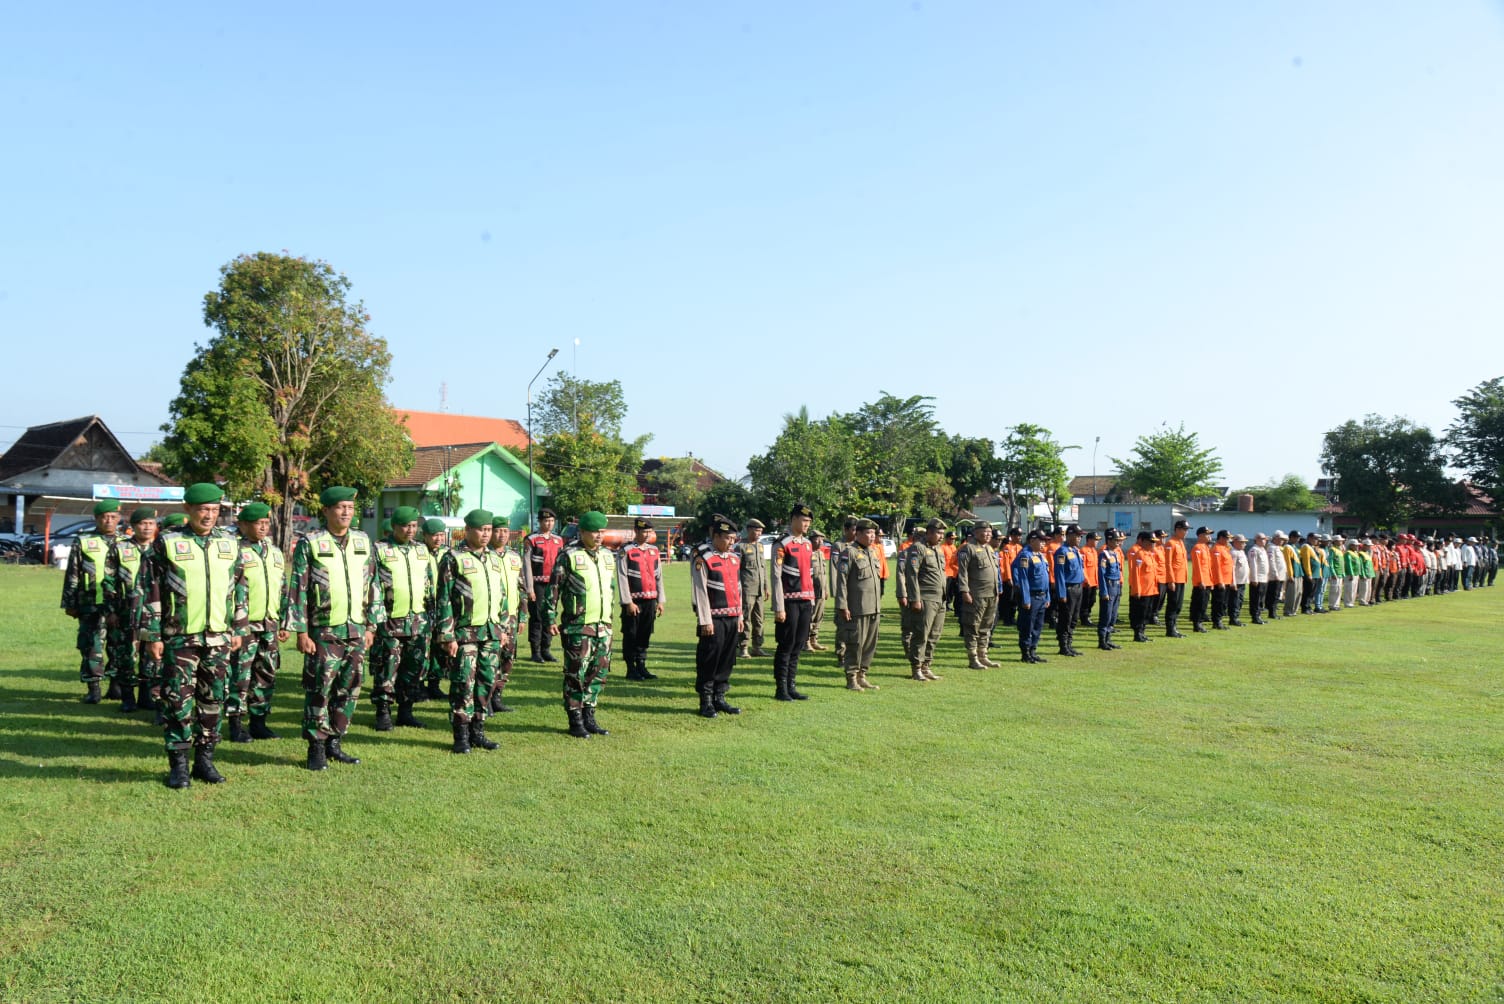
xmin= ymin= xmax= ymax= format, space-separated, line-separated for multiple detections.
xmin=1111 ymin=423 xmax=1223 ymax=504
xmin=160 ymin=252 xmax=411 ymax=552
xmin=997 ymin=423 xmax=1072 ymax=528
xmin=1320 ymin=415 xmax=1463 ymax=531
xmin=530 ymin=429 xmax=645 ymax=519
xmin=945 ymin=435 xmax=1003 ymax=515
xmin=747 ymin=407 xmax=858 ymax=526
xmin=1221 ymin=474 xmax=1323 ymax=512
xmin=693 ymin=480 xmax=759 ymax=541
xmin=1446 ymin=377 xmax=1504 ymax=501
xmin=644 ymin=457 xmax=707 ymax=515
xmin=533 ymin=373 xmax=629 ymax=438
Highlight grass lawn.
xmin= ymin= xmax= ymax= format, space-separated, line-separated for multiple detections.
xmin=0 ymin=562 xmax=1499 ymax=1002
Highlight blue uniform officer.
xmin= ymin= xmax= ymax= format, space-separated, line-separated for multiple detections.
xmin=1012 ymin=529 xmax=1052 ymax=664
xmin=1052 ymin=524 xmax=1086 ymax=657
xmin=1096 ymin=528 xmax=1124 ymax=650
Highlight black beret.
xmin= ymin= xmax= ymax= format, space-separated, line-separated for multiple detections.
xmin=633 ymin=517 xmax=652 ymax=530
xmin=789 ymin=503 xmax=813 ymax=519
xmin=1026 ymin=529 xmax=1046 ymax=541
xmin=710 ymin=516 xmax=738 ymax=535
xmin=1173 ymin=519 xmax=1190 ymax=530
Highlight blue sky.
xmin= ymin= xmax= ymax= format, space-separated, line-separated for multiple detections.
xmin=3 ymin=2 xmax=1501 ymax=493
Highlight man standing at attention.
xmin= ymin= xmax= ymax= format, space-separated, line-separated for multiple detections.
xmin=226 ymin=502 xmax=287 ymax=741
xmin=1012 ymin=529 xmax=1052 ymax=663
xmin=769 ymin=504 xmax=817 ymax=702
xmin=434 ymin=509 xmax=507 ymax=754
xmin=61 ymin=498 xmax=123 ymax=704
xmin=834 ymin=519 xmax=882 ymax=692
xmin=902 ymin=518 xmax=948 ymax=681
xmin=737 ymin=518 xmax=768 ymax=659
xmin=806 ymin=530 xmax=831 ymax=652
xmin=1095 ymin=529 xmax=1124 ymax=649
xmin=370 ymin=506 xmax=432 ymax=732
xmin=522 ymin=508 xmax=566 ymax=663
xmin=488 ymin=516 xmax=525 ymax=713
xmin=550 ymin=510 xmax=617 ymax=738
xmin=1163 ymin=521 xmax=1189 ymax=637
xmin=617 ymin=517 xmax=665 ymax=681
xmin=691 ymin=515 xmax=745 ymax=718
xmin=956 ymin=521 xmax=999 ymax=669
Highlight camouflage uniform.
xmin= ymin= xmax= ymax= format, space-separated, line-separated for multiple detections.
xmin=60 ymin=529 xmax=115 ymax=686
xmin=423 ymin=536 xmax=450 ymax=696
xmin=103 ymin=534 xmax=149 ymax=697
xmin=433 ymin=541 xmax=509 ymax=725
xmin=283 ymin=527 xmax=384 ymax=741
xmin=228 ymin=537 xmax=286 ymax=723
xmin=140 ymin=528 xmax=248 ymax=751
xmin=550 ymin=541 xmax=617 ymax=710
xmin=491 ymin=542 xmax=525 ymax=708
xmin=371 ymin=535 xmax=433 ymax=710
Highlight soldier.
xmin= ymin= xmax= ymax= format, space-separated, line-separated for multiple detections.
xmin=1126 ymin=531 xmax=1159 ymax=643
xmin=488 ymin=515 xmax=525 ymax=713
xmin=833 ymin=518 xmax=882 ymax=692
xmin=421 ymin=518 xmax=452 ymax=699
xmin=103 ymin=506 xmax=156 ymax=713
xmin=617 ymin=517 xmax=665 ymax=681
xmin=691 ymin=515 xmax=745 ymax=717
xmin=832 ymin=517 xmax=858 ymax=665
xmin=903 ymin=518 xmax=948 ymax=681
xmin=806 ymin=530 xmax=830 ymax=652
xmin=284 ymin=486 xmax=385 ymax=772
xmin=225 ymin=502 xmax=287 ymax=742
xmin=140 ymin=483 xmax=247 ymax=788
xmin=369 ymin=505 xmax=432 ymax=732
xmin=61 ymin=498 xmax=122 ymax=704
xmin=770 ymin=503 xmax=817 ymax=701
xmin=550 ymin=510 xmax=617 ymax=737
xmin=1012 ymin=529 xmax=1052 ymax=662
xmin=433 ymin=509 xmax=508 ymax=754
xmin=737 ymin=518 xmax=768 ymax=658
xmin=956 ymin=521 xmax=999 ymax=669
xmin=1052 ymin=524 xmax=1086 ymax=656
xmin=522 ymin=508 xmax=566 ymax=663
xmin=1096 ymin=528 xmax=1124 ymax=650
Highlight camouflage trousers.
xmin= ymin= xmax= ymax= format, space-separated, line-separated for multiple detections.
xmin=227 ymin=625 xmax=280 ymax=719
xmin=425 ymin=626 xmax=447 ymax=691
xmin=492 ymin=615 xmax=517 ymax=703
xmin=161 ymin=638 xmax=231 ymax=751
xmin=105 ymin=620 xmax=138 ymax=686
xmin=370 ymin=625 xmax=427 ymax=707
xmin=302 ymin=633 xmax=365 ymax=741
xmin=75 ymin=610 xmax=107 ymax=684
xmin=450 ymin=634 xmax=501 ymax=724
xmin=561 ymin=624 xmax=612 ymax=709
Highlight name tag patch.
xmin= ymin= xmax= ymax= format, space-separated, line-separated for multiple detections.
xmin=316 ymin=540 xmax=334 ymax=556
xmin=217 ymin=540 xmax=235 ymax=557
xmin=174 ymin=540 xmax=193 ymax=558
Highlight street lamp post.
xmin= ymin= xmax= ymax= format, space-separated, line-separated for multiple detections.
xmin=527 ymin=348 xmax=560 ymax=528
xmin=1092 ymin=436 xmax=1100 ymax=503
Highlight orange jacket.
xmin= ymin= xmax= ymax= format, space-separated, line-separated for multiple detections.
xmin=1212 ymin=544 xmax=1234 ymax=586
xmin=998 ymin=541 xmax=1021 ymax=583
xmin=1080 ymin=545 xmax=1099 ymax=587
xmin=1191 ymin=541 xmax=1214 ymax=587
xmin=873 ymin=543 xmax=889 ymax=580
xmin=1044 ymin=542 xmax=1059 ymax=583
xmin=1165 ymin=538 xmax=1188 ymax=584
xmin=942 ymin=543 xmax=958 ymax=578
xmin=1128 ymin=544 xmax=1160 ymax=597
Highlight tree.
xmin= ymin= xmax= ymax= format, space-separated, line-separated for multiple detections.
xmin=1447 ymin=377 xmax=1504 ymax=501
xmin=997 ymin=424 xmax=1072 ymax=528
xmin=1221 ymin=474 xmax=1323 ymax=512
xmin=1320 ymin=415 xmax=1463 ymax=531
xmin=842 ymin=393 xmax=951 ymax=525
xmin=1111 ymin=423 xmax=1223 ymax=505
xmin=533 ymin=374 xmax=628 ymax=439
xmin=160 ymin=252 xmax=412 ymax=553
xmin=944 ymin=435 xmax=1003 ymax=516
xmin=693 ymin=480 xmax=759 ymax=541
xmin=645 ymin=457 xmax=706 ymax=515
xmin=529 ymin=430 xmax=646 ymax=519
xmin=746 ymin=408 xmax=858 ymax=526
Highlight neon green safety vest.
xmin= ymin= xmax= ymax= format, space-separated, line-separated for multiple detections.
xmin=454 ymin=547 xmax=503 ymax=627
xmin=307 ymin=529 xmax=373 ymax=626
xmin=378 ymin=540 xmax=428 ymax=618
xmin=561 ymin=545 xmax=615 ymax=626
xmin=162 ymin=531 xmax=239 ymax=634
xmin=499 ymin=551 xmax=522 ymax=620
xmin=77 ymin=534 xmax=111 ymax=605
xmin=116 ymin=539 xmax=143 ymax=591
xmin=240 ymin=540 xmax=285 ymax=622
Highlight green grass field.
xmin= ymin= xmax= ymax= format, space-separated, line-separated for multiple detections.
xmin=0 ymin=562 xmax=1499 ymax=1003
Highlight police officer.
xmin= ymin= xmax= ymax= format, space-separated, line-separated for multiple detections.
xmin=832 ymin=517 xmax=858 ymax=665
xmin=691 ymin=515 xmax=745 ymax=717
xmin=903 ymin=518 xmax=948 ymax=681
xmin=996 ymin=527 xmax=1022 ymax=627
xmin=1012 ymin=530 xmax=1051 ymax=663
xmin=61 ymin=498 xmax=122 ymax=704
xmin=617 ymin=517 xmax=665 ymax=681
xmin=434 ymin=509 xmax=508 ymax=754
xmin=1096 ymin=528 xmax=1124 ymax=650
xmin=370 ymin=505 xmax=432 ymax=732
xmin=737 ymin=518 xmax=768 ymax=658
xmin=770 ymin=504 xmax=818 ymax=701
xmin=807 ymin=529 xmax=830 ymax=652
xmin=834 ymin=518 xmax=882 ymax=692
xmin=956 ymin=521 xmax=999 ymax=669
xmin=523 ymin=508 xmax=566 ymax=663
xmin=226 ymin=502 xmax=287 ymax=742
xmin=1052 ymin=524 xmax=1086 ymax=657
xmin=549 ymin=510 xmax=617 ymax=738
xmin=488 ymin=516 xmax=525 ymax=713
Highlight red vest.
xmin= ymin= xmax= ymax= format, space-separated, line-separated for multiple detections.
xmin=526 ymin=533 xmax=564 ymax=581
xmin=772 ymin=535 xmax=815 ymax=600
xmin=701 ymin=550 xmax=743 ymax=616
xmin=620 ymin=544 xmax=660 ymax=599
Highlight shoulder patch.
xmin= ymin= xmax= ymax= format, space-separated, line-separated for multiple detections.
xmin=316 ymin=539 xmax=334 ymax=556
xmin=173 ymin=539 xmax=194 ymax=558
xmin=217 ymin=540 xmax=235 ymax=557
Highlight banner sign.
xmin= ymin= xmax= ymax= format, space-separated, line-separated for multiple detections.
xmin=627 ymin=504 xmax=676 ymax=517
xmin=94 ymin=484 xmax=186 ymax=502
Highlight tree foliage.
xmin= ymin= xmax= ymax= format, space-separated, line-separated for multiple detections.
xmin=997 ymin=424 xmax=1072 ymax=527
xmin=160 ymin=252 xmax=411 ymax=552
xmin=1446 ymin=377 xmax=1504 ymax=502
xmin=746 ymin=408 xmax=857 ymax=526
xmin=530 ymin=430 xmax=646 ymax=519
xmin=843 ymin=393 xmax=952 ymax=521
xmin=1320 ymin=415 xmax=1462 ymax=531
xmin=1222 ymin=474 xmax=1323 ymax=512
xmin=693 ymin=480 xmax=759 ymax=540
xmin=644 ymin=457 xmax=706 ymax=515
xmin=945 ymin=435 xmax=1003 ymax=512
xmin=533 ymin=373 xmax=629 ymax=439
xmin=1111 ymin=423 xmax=1223 ymax=504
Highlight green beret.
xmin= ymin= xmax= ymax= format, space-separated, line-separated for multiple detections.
xmin=237 ymin=502 xmax=271 ymax=522
xmin=423 ymin=518 xmax=448 ymax=535
xmin=92 ymin=498 xmax=121 ymax=516
xmin=579 ymin=510 xmax=608 ymax=532
xmin=464 ymin=509 xmax=493 ymax=529
xmin=855 ymin=518 xmax=878 ymax=532
xmin=319 ymin=486 xmax=357 ymax=507
xmin=491 ymin=515 xmax=509 ymax=529
xmin=183 ymin=483 xmax=223 ymax=505
xmin=162 ymin=514 xmax=188 ymax=528
xmin=391 ymin=505 xmax=422 ymax=526
xmin=129 ymin=506 xmax=157 ymax=524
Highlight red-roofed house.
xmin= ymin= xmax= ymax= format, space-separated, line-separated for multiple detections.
xmin=394 ymin=409 xmax=529 ymax=451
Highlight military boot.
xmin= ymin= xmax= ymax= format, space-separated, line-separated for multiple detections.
xmin=451 ymin=717 xmax=471 ymax=754
xmin=581 ymin=707 xmax=609 ymax=735
xmin=326 ymin=736 xmax=360 ymax=764
xmin=164 ymin=749 xmax=191 ymax=789
xmin=909 ymin=664 xmax=926 ymax=681
xmin=979 ymin=645 xmax=1000 ymax=668
xmin=773 ymin=672 xmax=793 ymax=701
xmin=637 ymin=659 xmax=658 ymax=681
xmin=712 ymin=692 xmax=741 ymax=715
xmin=227 ymin=715 xmax=252 ymax=743
xmin=856 ymin=669 xmax=879 ymax=691
xmin=489 ymin=691 xmax=505 ymax=712
xmin=1098 ymin=636 xmax=1113 ymax=651
xmin=373 ymin=703 xmax=394 ymax=732
xmin=967 ymin=644 xmax=985 ymax=670
xmin=469 ymin=720 xmax=499 ymax=751
xmin=395 ymin=702 xmax=423 ymax=728
xmin=105 ymin=679 xmax=122 ymax=701
xmin=845 ymin=670 xmax=863 ymax=691
xmin=249 ymin=715 xmax=279 ymax=739
xmin=566 ymin=708 xmax=591 ymax=739
xmin=307 ymin=738 xmax=328 ymax=770
xmin=921 ymin=664 xmax=942 ymax=681
xmin=1019 ymin=647 xmax=1032 ymax=664
xmin=786 ymin=670 xmax=808 ymax=700
xmin=190 ymin=746 xmax=225 ymax=784
xmin=1030 ymin=648 xmax=1048 ymax=664
xmin=136 ymin=683 xmax=157 ymax=711
xmin=699 ymin=692 xmax=718 ymax=718
xmin=119 ymin=685 xmax=137 ymax=713
xmin=83 ymin=681 xmax=102 ymax=704
xmin=425 ymin=678 xmax=445 ymax=700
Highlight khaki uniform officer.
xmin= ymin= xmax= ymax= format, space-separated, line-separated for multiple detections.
xmin=834 ymin=518 xmax=882 ymax=692
xmin=737 ymin=518 xmax=768 ymax=658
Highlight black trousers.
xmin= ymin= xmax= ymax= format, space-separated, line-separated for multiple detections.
xmin=1248 ymin=582 xmax=1265 ymax=621
xmin=1164 ymin=584 xmax=1185 ymax=632
xmin=1210 ymin=584 xmax=1227 ymax=625
xmin=1190 ymin=585 xmax=1210 ymax=627
xmin=1152 ymin=583 xmax=1166 ymax=622
xmin=695 ymin=615 xmax=739 ymax=696
xmin=998 ymin=582 xmax=1017 ymax=625
xmin=1129 ymin=595 xmax=1152 ymax=635
xmin=772 ymin=599 xmax=813 ymax=684
xmin=1265 ymin=580 xmax=1282 ymax=618
xmin=527 ymin=598 xmax=553 ymax=658
xmin=1079 ymin=585 xmax=1097 ymax=625
xmin=1055 ymin=585 xmax=1082 ymax=651
xmin=620 ymin=600 xmax=659 ymax=669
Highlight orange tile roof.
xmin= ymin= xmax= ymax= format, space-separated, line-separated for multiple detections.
xmin=395 ymin=409 xmax=528 ymax=450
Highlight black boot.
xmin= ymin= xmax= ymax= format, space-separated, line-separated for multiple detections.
xmin=451 ymin=717 xmax=471 ymax=754
xmin=774 ymin=672 xmax=793 ymax=701
xmin=425 ymin=679 xmax=445 ymax=700
xmin=489 ymin=691 xmax=504 ymax=712
xmin=373 ymin=703 xmax=394 ymax=732
xmin=326 ymin=735 xmax=360 ymax=764
xmin=164 ymin=749 xmax=191 ymax=789
xmin=713 ymin=693 xmax=741 ymax=715
xmin=1098 ymin=638 xmax=1112 ymax=651
xmin=83 ymin=681 xmax=102 ymax=704
xmin=105 ymin=679 xmax=122 ymax=701
xmin=786 ymin=670 xmax=808 ymax=701
xmin=637 ymin=658 xmax=657 ymax=681
xmin=566 ymin=707 xmax=591 ymax=739
xmin=1019 ymin=648 xmax=1032 ymax=664
xmin=191 ymin=745 xmax=225 ymax=784
xmin=699 ymin=693 xmax=718 ymax=718
xmin=228 ymin=715 xmax=252 ymax=743
xmin=153 ymin=705 xmax=167 ymax=726
xmin=1031 ymin=648 xmax=1048 ymax=664
xmin=395 ymin=702 xmax=423 ymax=728
xmin=248 ymin=715 xmax=279 ymax=739
xmin=469 ymin=720 xmax=498 ymax=751
xmin=540 ymin=643 xmax=558 ymax=663
xmin=581 ymin=706 xmax=609 ymax=735
xmin=119 ymin=684 xmax=137 ymax=713
xmin=136 ymin=683 xmax=157 ymax=711
xmin=307 ymin=738 xmax=328 ymax=770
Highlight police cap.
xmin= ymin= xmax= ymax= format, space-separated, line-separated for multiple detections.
xmin=538 ymin=508 xmax=556 ymax=520
xmin=789 ymin=503 xmax=813 ymax=519
xmin=710 ymin=516 xmax=739 ymax=535
xmin=1027 ymin=529 xmax=1046 ymax=541
xmin=746 ymin=518 xmax=765 ymax=530
xmin=855 ymin=518 xmax=878 ymax=531
xmin=925 ymin=518 xmax=947 ymax=532
xmin=633 ymin=517 xmax=652 ymax=530
xmin=1173 ymin=519 xmax=1190 ymax=530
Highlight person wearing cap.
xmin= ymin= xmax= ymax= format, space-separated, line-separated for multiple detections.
xmin=433 ymin=509 xmax=509 ymax=753
xmin=617 ymin=516 xmax=666 ymax=681
xmin=996 ymin=527 xmax=1022 ymax=628
xmin=941 ymin=528 xmax=960 ymax=623
xmin=284 ymin=486 xmax=385 ymax=772
xmin=894 ymin=525 xmax=921 ymax=659
xmin=691 ymin=515 xmax=746 ymax=717
xmin=1187 ymin=526 xmax=1214 ymax=633
xmin=223 ymin=502 xmax=288 ymax=743
xmin=769 ymin=504 xmax=817 ymax=701
xmin=1245 ymin=533 xmax=1269 ymax=625
xmin=140 ymin=483 xmax=248 ymax=788
xmin=367 ymin=505 xmax=433 ymax=732
xmin=1227 ymin=533 xmax=1248 ymax=627
xmin=902 ymin=518 xmax=948 ymax=681
xmin=487 ymin=516 xmax=525 ymax=713
xmin=61 ymin=497 xmax=124 ymax=704
xmin=1279 ymin=530 xmax=1303 ymax=617
xmin=1011 ymin=529 xmax=1052 ymax=662
xmin=421 ymin=518 xmax=454 ymax=699
xmin=549 ymin=510 xmax=618 ymax=737
xmin=523 ymin=508 xmax=566 ymax=664
xmin=1209 ymin=530 xmax=1234 ymax=629
xmin=1266 ymin=531 xmax=1288 ymax=620
xmin=833 ymin=517 xmax=859 ymax=665
xmin=957 ymin=521 xmax=1000 ymax=669
xmin=833 ymin=518 xmax=883 ymax=691
xmin=1162 ymin=522 xmax=1189 ymax=637
xmin=1051 ymin=525 xmax=1086 ymax=657
xmin=1125 ymin=531 xmax=1159 ymax=643
xmin=736 ymin=518 xmax=769 ymax=659
xmin=1078 ymin=531 xmax=1099 ymax=629
xmin=1324 ymin=534 xmax=1347 ymax=614
xmin=102 ymin=505 xmax=158 ymax=714
xmin=806 ymin=529 xmax=831 ymax=652
xmin=1297 ymin=532 xmax=1323 ymax=614
xmin=1042 ymin=527 xmax=1063 ymax=630
xmin=1095 ymin=529 xmax=1124 ymax=649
